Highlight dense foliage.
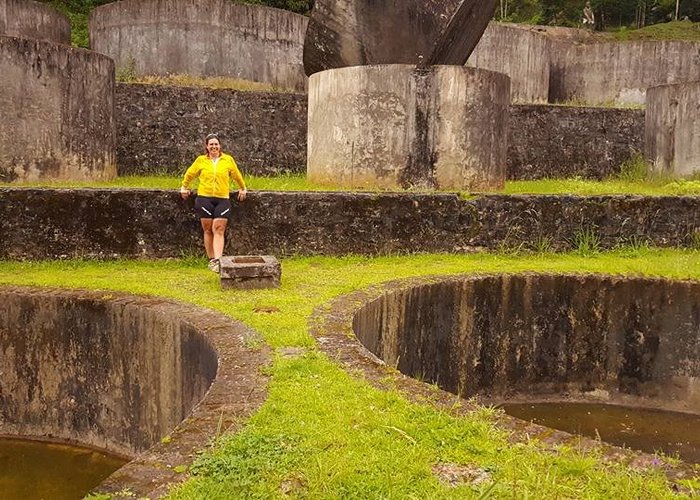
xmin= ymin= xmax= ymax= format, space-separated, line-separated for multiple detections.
xmin=498 ymin=0 xmax=699 ymax=28
xmin=42 ymin=0 xmax=698 ymax=48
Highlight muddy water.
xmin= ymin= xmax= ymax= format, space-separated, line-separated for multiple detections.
xmin=502 ymin=403 xmax=700 ymax=463
xmin=0 ymin=437 xmax=127 ymax=500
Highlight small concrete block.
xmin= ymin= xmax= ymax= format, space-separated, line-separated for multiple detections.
xmin=220 ymin=255 xmax=281 ymax=290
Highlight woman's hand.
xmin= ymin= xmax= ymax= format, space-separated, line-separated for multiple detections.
xmin=180 ymin=187 xmax=191 ymax=200
xmin=238 ymin=188 xmax=247 ymax=202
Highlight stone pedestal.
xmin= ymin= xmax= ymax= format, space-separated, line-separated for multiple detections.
xmin=645 ymin=82 xmax=700 ymax=178
xmin=307 ymin=65 xmax=510 ymax=190
xmin=220 ymin=255 xmax=281 ymax=290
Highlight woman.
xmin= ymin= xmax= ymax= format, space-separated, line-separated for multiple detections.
xmin=180 ymin=133 xmax=247 ymax=273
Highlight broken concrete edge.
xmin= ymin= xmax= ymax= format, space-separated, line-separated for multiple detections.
xmin=0 ymin=285 xmax=271 ymax=499
xmin=307 ymin=272 xmax=700 ymax=487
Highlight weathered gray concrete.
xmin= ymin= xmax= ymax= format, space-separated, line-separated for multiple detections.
xmin=509 ymin=104 xmax=644 ymax=180
xmin=352 ymin=274 xmax=700 ymax=413
xmin=0 ymin=0 xmax=70 ymax=44
xmin=550 ymin=41 xmax=700 ymax=106
xmin=114 ymin=83 xmax=644 ymax=180
xmin=0 ymin=36 xmax=116 ymax=182
xmin=646 ymin=82 xmax=700 ymax=178
xmin=115 ymin=83 xmax=307 ymax=176
xmin=0 ymin=189 xmax=698 ymax=258
xmin=303 ymin=0 xmax=497 ymax=75
xmin=89 ymin=0 xmax=308 ymax=91
xmin=0 ymin=286 xmax=270 ymax=498
xmin=220 ymin=255 xmax=281 ymax=289
xmin=468 ymin=23 xmax=550 ymax=104
xmin=307 ymin=65 xmax=510 ymax=190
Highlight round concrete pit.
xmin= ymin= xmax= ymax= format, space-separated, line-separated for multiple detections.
xmin=351 ymin=274 xmax=700 ymax=413
xmin=0 ymin=286 xmax=269 ymax=497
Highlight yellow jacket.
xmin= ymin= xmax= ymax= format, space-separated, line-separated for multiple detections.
xmin=181 ymin=153 xmax=246 ymax=199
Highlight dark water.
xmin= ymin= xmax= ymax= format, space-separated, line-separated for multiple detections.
xmin=503 ymin=402 xmax=700 ymax=463
xmin=0 ymin=437 xmax=127 ymax=500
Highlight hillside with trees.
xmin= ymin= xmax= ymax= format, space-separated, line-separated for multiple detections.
xmin=42 ymin=0 xmax=700 ymax=48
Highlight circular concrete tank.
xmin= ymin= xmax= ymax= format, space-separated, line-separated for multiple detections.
xmin=351 ymin=274 xmax=700 ymax=413
xmin=307 ymin=65 xmax=510 ymax=190
xmin=0 ymin=36 xmax=116 ymax=183
xmin=0 ymin=0 xmax=70 ymax=44
xmin=646 ymin=81 xmax=700 ymax=178
xmin=0 ymin=286 xmax=269 ymax=497
xmin=89 ymin=0 xmax=308 ymax=92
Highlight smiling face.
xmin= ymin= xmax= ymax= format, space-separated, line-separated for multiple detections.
xmin=206 ymin=138 xmax=221 ymax=158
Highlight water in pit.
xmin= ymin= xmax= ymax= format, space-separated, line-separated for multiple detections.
xmin=502 ymin=402 xmax=700 ymax=463
xmin=0 ymin=437 xmax=127 ymax=500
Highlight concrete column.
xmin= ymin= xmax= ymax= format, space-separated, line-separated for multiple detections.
xmin=307 ymin=65 xmax=510 ymax=190
xmin=0 ymin=0 xmax=70 ymax=44
xmin=0 ymin=36 xmax=116 ymax=182
xmin=645 ymin=82 xmax=700 ymax=177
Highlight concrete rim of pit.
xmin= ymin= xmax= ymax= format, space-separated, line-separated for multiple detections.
xmin=308 ymin=272 xmax=700 ymax=484
xmin=0 ymin=285 xmax=271 ymax=499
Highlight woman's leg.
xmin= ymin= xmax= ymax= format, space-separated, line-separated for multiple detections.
xmin=200 ymin=218 xmax=214 ymax=258
xmin=212 ymin=218 xmax=228 ymax=259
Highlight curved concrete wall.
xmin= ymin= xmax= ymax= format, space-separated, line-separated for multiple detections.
xmin=0 ymin=36 xmax=116 ymax=182
xmin=550 ymin=41 xmax=700 ymax=106
xmin=353 ymin=275 xmax=700 ymax=412
xmin=646 ymin=82 xmax=700 ymax=178
xmin=468 ymin=23 xmax=550 ymax=104
xmin=0 ymin=0 xmax=70 ymax=44
xmin=0 ymin=288 xmax=217 ymax=457
xmin=308 ymin=65 xmax=510 ymax=190
xmin=89 ymin=0 xmax=308 ymax=91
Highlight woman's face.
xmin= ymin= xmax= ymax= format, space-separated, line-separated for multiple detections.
xmin=207 ymin=138 xmax=221 ymax=157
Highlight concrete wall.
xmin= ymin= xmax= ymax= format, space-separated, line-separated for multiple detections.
xmin=0 ymin=36 xmax=116 ymax=182
xmin=509 ymin=105 xmax=644 ymax=180
xmin=89 ymin=0 xmax=308 ymax=91
xmin=550 ymin=41 xmax=700 ymax=106
xmin=308 ymin=65 xmax=510 ymax=190
xmin=0 ymin=0 xmax=70 ymax=44
xmin=114 ymin=83 xmax=642 ymax=180
xmin=646 ymin=82 xmax=700 ymax=178
xmin=468 ymin=23 xmax=551 ymax=104
xmin=353 ymin=275 xmax=700 ymax=412
xmin=0 ymin=190 xmax=697 ymax=258
xmin=116 ymin=83 xmax=306 ymax=176
xmin=0 ymin=288 xmax=217 ymax=457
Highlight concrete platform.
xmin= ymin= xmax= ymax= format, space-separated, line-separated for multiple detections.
xmin=220 ymin=255 xmax=281 ymax=290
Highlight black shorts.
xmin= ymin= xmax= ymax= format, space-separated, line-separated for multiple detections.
xmin=195 ymin=196 xmax=232 ymax=219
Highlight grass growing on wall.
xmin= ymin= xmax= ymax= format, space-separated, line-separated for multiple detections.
xmin=1 ymin=251 xmax=700 ymax=498
xmin=613 ymin=20 xmax=700 ymax=42
xmin=3 ymin=173 xmax=700 ymax=196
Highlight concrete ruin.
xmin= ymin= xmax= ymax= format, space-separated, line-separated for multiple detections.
xmin=0 ymin=286 xmax=269 ymax=498
xmin=0 ymin=36 xmax=116 ymax=183
xmin=0 ymin=0 xmax=70 ymax=44
xmin=303 ymin=0 xmax=497 ymax=76
xmin=307 ymin=65 xmax=510 ymax=190
xmin=220 ymin=255 xmax=281 ymax=290
xmin=646 ymin=81 xmax=700 ymax=178
xmin=351 ymin=274 xmax=700 ymax=413
xmin=89 ymin=0 xmax=308 ymax=91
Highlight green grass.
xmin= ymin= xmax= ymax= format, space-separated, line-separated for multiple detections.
xmin=613 ymin=20 xmax=700 ymax=42
xmin=1 ymin=250 xmax=699 ymax=498
xmin=3 ymin=173 xmax=700 ymax=197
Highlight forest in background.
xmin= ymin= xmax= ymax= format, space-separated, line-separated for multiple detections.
xmin=42 ymin=0 xmax=700 ymax=48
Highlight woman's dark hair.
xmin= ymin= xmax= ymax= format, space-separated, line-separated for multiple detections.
xmin=204 ymin=133 xmax=221 ymax=154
